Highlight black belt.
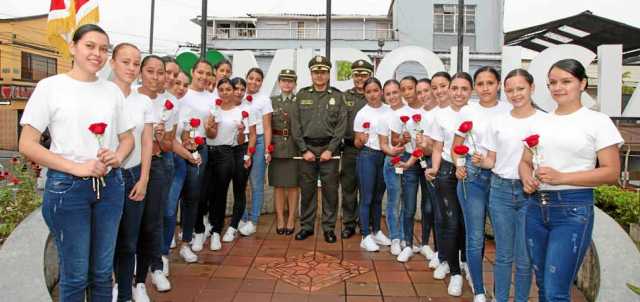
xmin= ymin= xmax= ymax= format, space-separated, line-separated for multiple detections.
xmin=304 ymin=137 xmax=332 ymax=147
xmin=207 ymin=145 xmax=233 ymax=151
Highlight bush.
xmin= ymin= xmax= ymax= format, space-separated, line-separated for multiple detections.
xmin=595 ymin=185 xmax=640 ymax=228
xmin=0 ymin=157 xmax=42 ymax=242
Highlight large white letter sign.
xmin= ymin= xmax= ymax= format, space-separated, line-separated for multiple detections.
xmin=625 ymin=83 xmax=640 ymax=117
xmin=598 ymin=45 xmax=623 ymax=116
xmin=449 ymin=46 xmax=470 ymax=75
xmin=258 ymin=49 xmax=295 ymax=97
xmin=375 ymin=46 xmax=446 ymax=82
xmin=294 ymin=48 xmax=314 ymax=90
xmin=231 ymin=51 xmax=259 ymax=80
xmin=500 ymin=46 xmax=523 ymax=102
xmin=527 ymin=44 xmax=596 ymax=112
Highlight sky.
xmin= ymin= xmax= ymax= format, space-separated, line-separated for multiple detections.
xmin=3 ymin=0 xmax=640 ymax=55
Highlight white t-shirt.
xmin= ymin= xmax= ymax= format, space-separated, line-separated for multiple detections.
xmin=20 ymin=74 xmax=134 ymax=163
xmin=244 ymin=94 xmax=273 ymax=135
xmin=428 ymin=106 xmax=464 ymax=163
xmin=210 ymin=106 xmax=257 ymax=146
xmin=122 ymin=92 xmax=154 ymax=169
xmin=532 ymin=107 xmax=624 ymax=191
xmin=238 ymin=102 xmax=259 ymax=135
xmin=353 ymin=104 xmax=393 ymax=151
xmin=388 ymin=105 xmax=424 ymax=153
xmin=483 ymin=110 xmax=547 ymax=179
xmin=457 ymin=101 xmax=512 ymax=156
xmin=149 ymin=91 xmax=179 ymax=130
xmin=177 ymin=88 xmax=214 ymax=143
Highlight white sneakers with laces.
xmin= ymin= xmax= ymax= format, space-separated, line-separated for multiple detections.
xmin=151 ymin=270 xmax=171 ymax=292
xmin=192 ymin=233 xmax=205 ymax=252
xmin=179 ymin=244 xmax=198 ymax=263
xmin=473 ymin=294 xmax=487 ymax=302
xmin=419 ymin=245 xmax=435 ymax=260
xmin=373 ymin=231 xmax=392 ymax=246
xmin=396 ymin=246 xmax=413 ymax=262
xmin=222 ymin=227 xmax=238 ymax=242
xmin=239 ymin=221 xmax=257 ymax=236
xmin=210 ymin=232 xmax=222 ymax=251
xmin=132 ymin=283 xmax=150 ymax=302
xmin=448 ymin=274 xmax=463 ymax=296
xmin=433 ymin=261 xmax=450 ymax=279
xmin=360 ymin=235 xmax=380 ymax=252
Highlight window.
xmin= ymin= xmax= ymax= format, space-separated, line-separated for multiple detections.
xmin=216 ymin=23 xmax=231 ymax=39
xmin=433 ymin=4 xmax=475 ymax=34
xmin=296 ymin=21 xmax=305 ymax=39
xmin=21 ymin=52 xmax=57 ymax=82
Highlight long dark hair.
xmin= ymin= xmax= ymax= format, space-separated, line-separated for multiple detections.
xmin=504 ymin=68 xmax=546 ymax=112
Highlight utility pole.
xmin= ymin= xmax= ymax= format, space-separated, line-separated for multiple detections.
xmin=325 ymin=0 xmax=331 ymax=61
xmin=149 ymin=0 xmax=155 ymax=53
xmin=201 ymin=0 xmax=208 ymax=58
xmin=456 ymin=0 xmax=464 ymax=72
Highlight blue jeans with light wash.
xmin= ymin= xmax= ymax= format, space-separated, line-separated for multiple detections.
xmin=162 ymin=152 xmax=187 ymax=255
xmin=457 ymin=156 xmax=491 ymax=294
xmin=243 ymin=134 xmax=266 ymax=224
xmin=42 ymin=168 xmax=124 ymax=302
xmin=356 ymin=147 xmax=386 ymax=236
xmin=489 ymin=174 xmax=532 ymax=302
xmin=114 ymin=165 xmax=145 ymax=302
xmin=383 ymin=156 xmax=404 ymax=240
xmin=400 ymin=152 xmax=423 ymax=247
xmin=526 ymin=189 xmax=594 ymax=302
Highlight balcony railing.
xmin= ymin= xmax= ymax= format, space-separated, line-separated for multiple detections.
xmin=211 ymin=27 xmax=396 ymax=41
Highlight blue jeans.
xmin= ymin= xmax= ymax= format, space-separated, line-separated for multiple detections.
xmin=181 ymin=147 xmax=208 ymax=243
xmin=400 ymin=152 xmax=422 ymax=246
xmin=356 ymin=147 xmax=385 ymax=236
xmin=526 ymin=189 xmax=594 ymax=302
xmin=42 ymin=169 xmax=124 ymax=302
xmin=243 ymin=134 xmax=266 ymax=224
xmin=162 ymin=153 xmax=186 ymax=255
xmin=457 ymin=158 xmax=491 ymax=294
xmin=114 ymin=165 xmax=145 ymax=301
xmin=489 ymin=174 xmax=532 ymax=302
xmin=383 ymin=156 xmax=403 ymax=240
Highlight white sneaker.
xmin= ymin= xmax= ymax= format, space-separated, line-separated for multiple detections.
xmin=239 ymin=221 xmax=256 ymax=236
xmin=162 ymin=255 xmax=170 ymax=276
xmin=433 ymin=262 xmax=450 ymax=279
xmin=473 ymin=294 xmax=487 ymax=302
xmin=419 ymin=245 xmax=435 ymax=260
xmin=360 ymin=235 xmax=380 ymax=252
xmin=428 ymin=252 xmax=441 ymax=269
xmin=412 ymin=245 xmax=421 ymax=253
xmin=238 ymin=220 xmax=247 ymax=232
xmin=397 ymin=247 xmax=413 ymax=262
xmin=222 ymin=227 xmax=237 ymax=242
xmin=373 ymin=231 xmax=392 ymax=246
xmin=170 ymin=236 xmax=176 ymax=249
xmin=210 ymin=232 xmax=222 ymax=251
xmin=448 ymin=274 xmax=463 ymax=296
xmin=132 ymin=283 xmax=150 ymax=302
xmin=192 ymin=233 xmax=205 ymax=252
xmin=112 ymin=284 xmax=118 ymax=302
xmin=179 ymin=245 xmax=198 ymax=263
xmin=390 ymin=239 xmax=402 ymax=256
xmin=151 ymin=270 xmax=171 ymax=292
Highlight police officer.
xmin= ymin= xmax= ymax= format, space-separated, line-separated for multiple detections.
xmin=340 ymin=59 xmax=373 ymax=239
xmin=269 ymin=69 xmax=300 ymax=236
xmin=291 ymin=55 xmax=347 ymax=243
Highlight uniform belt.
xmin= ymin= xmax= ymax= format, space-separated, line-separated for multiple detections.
xmin=272 ymin=129 xmax=290 ymax=137
xmin=304 ymin=137 xmax=332 ymax=146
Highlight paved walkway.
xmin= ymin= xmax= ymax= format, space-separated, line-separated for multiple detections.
xmin=146 ymin=214 xmax=587 ymax=302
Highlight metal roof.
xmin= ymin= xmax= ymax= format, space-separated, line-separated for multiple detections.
xmin=505 ymin=11 xmax=640 ymax=62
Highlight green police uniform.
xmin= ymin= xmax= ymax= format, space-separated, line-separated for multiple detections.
xmin=268 ymin=70 xmax=300 ymax=187
xmin=340 ymin=60 xmax=373 ymax=235
xmin=291 ymin=56 xmax=348 ymax=237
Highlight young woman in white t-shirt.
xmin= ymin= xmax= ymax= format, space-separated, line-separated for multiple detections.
xmin=472 ymin=69 xmax=541 ymax=302
xmin=353 ymin=78 xmax=392 ymax=252
xmin=425 ymin=72 xmax=473 ymax=296
xmin=19 ymin=24 xmax=134 ymax=301
xmin=450 ymin=67 xmax=512 ymax=301
xmin=176 ymin=59 xmax=213 ymax=261
xmin=377 ymin=79 xmax=408 ymax=256
xmin=519 ymin=59 xmax=623 ymax=301
xmin=239 ymin=68 xmax=274 ymax=237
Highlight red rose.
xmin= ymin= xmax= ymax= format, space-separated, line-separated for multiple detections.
xmin=246 ymin=95 xmax=253 ymax=102
xmin=10 ymin=156 xmax=19 ymax=164
xmin=194 ymin=136 xmax=205 ymax=145
xmin=242 ymin=111 xmax=249 ymax=119
xmin=391 ymin=156 xmax=401 ymax=165
xmin=267 ymin=144 xmax=275 ymax=153
xmin=247 ymin=146 xmax=256 ymax=154
xmin=458 ymin=121 xmax=473 ymax=133
xmin=215 ymin=98 xmax=223 ymax=106
xmin=10 ymin=177 xmax=20 ymax=185
xmin=400 ymin=116 xmax=410 ymax=124
xmin=453 ymin=145 xmax=470 ymax=155
xmin=523 ymin=134 xmax=540 ymax=148
xmin=412 ymin=114 xmax=422 ymax=123
xmin=0 ymin=174 xmax=5 ymax=181
xmin=88 ymin=122 xmax=108 ymax=135
xmin=2 ymin=171 xmax=9 ymax=177
xmin=363 ymin=122 xmax=370 ymax=129
xmin=189 ymin=118 xmax=201 ymax=128
xmin=412 ymin=149 xmax=424 ymax=158
xmin=164 ymin=100 xmax=174 ymax=110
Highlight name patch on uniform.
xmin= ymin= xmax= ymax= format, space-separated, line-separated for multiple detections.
xmin=300 ymin=99 xmax=314 ymax=105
